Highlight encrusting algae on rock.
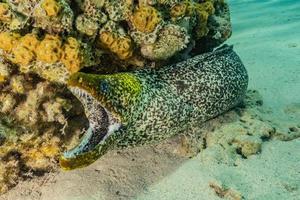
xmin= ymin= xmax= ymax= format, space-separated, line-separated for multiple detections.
xmin=0 ymin=0 xmax=234 ymax=194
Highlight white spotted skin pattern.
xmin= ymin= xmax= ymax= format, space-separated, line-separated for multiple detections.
xmin=115 ymin=45 xmax=248 ymax=147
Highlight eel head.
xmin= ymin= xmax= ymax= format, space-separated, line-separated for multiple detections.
xmin=59 ymin=72 xmax=141 ymax=170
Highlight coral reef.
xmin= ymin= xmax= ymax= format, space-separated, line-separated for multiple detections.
xmin=0 ymin=59 xmax=87 ymax=193
xmin=0 ymin=31 xmax=97 ymax=82
xmin=0 ymin=0 xmax=231 ymax=82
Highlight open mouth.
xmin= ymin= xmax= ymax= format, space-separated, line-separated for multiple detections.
xmin=61 ymin=86 xmax=121 ymax=167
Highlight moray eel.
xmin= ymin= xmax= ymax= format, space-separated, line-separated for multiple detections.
xmin=60 ymin=45 xmax=248 ymax=170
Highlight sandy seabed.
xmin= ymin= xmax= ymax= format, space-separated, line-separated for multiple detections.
xmin=1 ymin=0 xmax=300 ymax=199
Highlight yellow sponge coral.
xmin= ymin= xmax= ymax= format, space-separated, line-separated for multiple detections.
xmin=42 ymin=0 xmax=61 ymax=17
xmin=11 ymin=45 xmax=35 ymax=66
xmin=19 ymin=34 xmax=40 ymax=52
xmin=100 ymin=31 xmax=133 ymax=60
xmin=61 ymin=37 xmax=82 ymax=74
xmin=131 ymin=6 xmax=161 ymax=33
xmin=111 ymin=37 xmax=133 ymax=60
xmin=100 ymin=31 xmax=115 ymax=47
xmin=9 ymin=33 xmax=40 ymax=66
xmin=36 ymin=34 xmax=62 ymax=64
xmin=0 ymin=32 xmax=20 ymax=52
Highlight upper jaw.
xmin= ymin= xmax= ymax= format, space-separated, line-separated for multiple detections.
xmin=59 ymin=86 xmax=121 ymax=170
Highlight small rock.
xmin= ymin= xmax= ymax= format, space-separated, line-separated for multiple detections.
xmin=233 ymin=135 xmax=262 ymax=158
xmin=209 ymin=181 xmax=243 ymax=200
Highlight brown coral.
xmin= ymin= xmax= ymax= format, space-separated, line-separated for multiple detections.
xmin=170 ymin=2 xmax=188 ymax=19
xmin=194 ymin=1 xmax=215 ymax=38
xmin=131 ymin=6 xmax=162 ymax=33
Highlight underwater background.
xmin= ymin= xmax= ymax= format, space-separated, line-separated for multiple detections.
xmin=1 ymin=0 xmax=300 ymax=199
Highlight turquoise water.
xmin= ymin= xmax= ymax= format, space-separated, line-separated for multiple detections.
xmin=1 ymin=1 xmax=300 ymax=199
xmin=228 ymin=0 xmax=300 ymax=111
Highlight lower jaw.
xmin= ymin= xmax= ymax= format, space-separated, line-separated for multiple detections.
xmin=60 ymin=86 xmax=121 ymax=170
xmin=60 ymin=149 xmax=100 ymax=170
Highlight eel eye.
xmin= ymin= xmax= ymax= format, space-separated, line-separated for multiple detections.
xmin=100 ymin=81 xmax=109 ymax=93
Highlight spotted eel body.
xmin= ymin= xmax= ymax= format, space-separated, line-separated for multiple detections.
xmin=60 ymin=45 xmax=248 ymax=170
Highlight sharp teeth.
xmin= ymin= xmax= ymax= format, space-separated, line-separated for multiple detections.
xmin=69 ymin=86 xmax=84 ymax=99
xmin=69 ymin=87 xmax=78 ymax=96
